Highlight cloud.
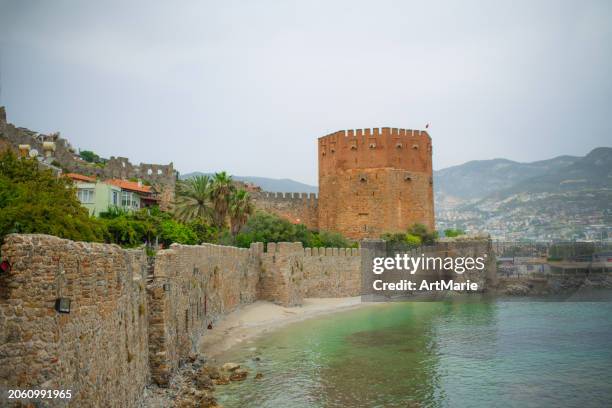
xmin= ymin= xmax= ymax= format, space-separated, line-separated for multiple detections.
xmin=1 ymin=0 xmax=611 ymax=185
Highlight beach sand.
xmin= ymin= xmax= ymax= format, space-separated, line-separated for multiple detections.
xmin=198 ymin=297 xmax=365 ymax=358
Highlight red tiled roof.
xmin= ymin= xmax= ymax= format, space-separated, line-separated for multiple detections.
xmin=105 ymin=179 xmax=153 ymax=194
xmin=65 ymin=173 xmax=96 ymax=182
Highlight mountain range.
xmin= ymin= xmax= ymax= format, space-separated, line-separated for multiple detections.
xmin=183 ymin=147 xmax=611 ymax=202
xmin=435 ymin=147 xmax=612 ymax=240
xmin=179 ymin=172 xmax=318 ymax=193
xmin=435 ymin=147 xmax=612 ymax=208
xmin=181 ymin=148 xmax=611 ymax=240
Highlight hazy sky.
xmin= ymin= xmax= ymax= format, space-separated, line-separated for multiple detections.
xmin=1 ymin=0 xmax=610 ymax=185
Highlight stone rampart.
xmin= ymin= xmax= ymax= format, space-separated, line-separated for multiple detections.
xmin=302 ymin=247 xmax=361 ymax=297
xmin=147 ymin=243 xmax=260 ymax=386
xmin=0 ymin=235 xmax=149 ymax=408
xmin=0 ymin=233 xmax=495 ymax=406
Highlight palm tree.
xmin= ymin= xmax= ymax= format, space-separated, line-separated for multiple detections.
xmin=209 ymin=171 xmax=235 ymax=229
xmin=229 ymin=190 xmax=254 ymax=236
xmin=175 ymin=175 xmax=212 ymax=223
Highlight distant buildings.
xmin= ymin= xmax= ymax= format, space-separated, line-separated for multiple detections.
xmin=65 ymin=173 xmax=159 ymax=216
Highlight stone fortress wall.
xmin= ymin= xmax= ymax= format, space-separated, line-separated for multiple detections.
xmin=0 ymin=234 xmax=492 ymax=407
xmin=0 ymin=235 xmax=365 ymax=407
xmin=246 ymin=127 xmax=435 ymax=240
xmin=0 ymin=107 xmax=176 ymax=211
xmin=0 ymin=235 xmax=150 ymax=408
xmin=250 ymin=192 xmax=319 ymax=229
xmin=147 ymin=243 xmax=261 ymax=386
xmin=2 ymin=107 xmax=435 ymax=240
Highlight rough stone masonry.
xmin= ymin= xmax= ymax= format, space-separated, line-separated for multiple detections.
xmin=0 ymin=234 xmax=490 ymax=407
xmin=252 ymin=127 xmax=435 ymax=240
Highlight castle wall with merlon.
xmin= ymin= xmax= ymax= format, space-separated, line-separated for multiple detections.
xmin=0 ymin=235 xmax=365 ymax=406
xmin=251 ymin=192 xmax=319 ymax=229
xmin=0 ymin=235 xmax=492 ymax=406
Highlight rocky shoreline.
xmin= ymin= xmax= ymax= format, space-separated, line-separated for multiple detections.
xmin=140 ymin=278 xmax=612 ymax=407
xmin=142 ymin=354 xmax=262 ymax=408
xmin=498 ymin=274 xmax=612 ymax=296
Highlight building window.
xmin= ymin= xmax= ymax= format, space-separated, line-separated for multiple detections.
xmin=112 ymin=191 xmax=119 ymax=206
xmin=121 ymin=192 xmax=140 ymax=209
xmin=121 ymin=191 xmax=134 ymax=208
xmin=77 ymin=189 xmax=94 ymax=203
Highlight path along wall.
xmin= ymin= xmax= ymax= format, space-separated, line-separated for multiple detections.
xmin=0 ymin=234 xmax=149 ymax=408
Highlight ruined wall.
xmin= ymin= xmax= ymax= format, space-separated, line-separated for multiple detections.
xmin=302 ymin=247 xmax=362 ymax=297
xmin=318 ymin=127 xmax=434 ymax=239
xmin=0 ymin=235 xmax=149 ymax=408
xmin=147 ymin=243 xmax=261 ymax=386
xmin=0 ymin=107 xmax=176 ymax=210
xmin=251 ymin=192 xmax=319 ymax=229
xmin=104 ymin=157 xmax=176 ymax=211
xmin=0 ymin=135 xmax=16 ymax=154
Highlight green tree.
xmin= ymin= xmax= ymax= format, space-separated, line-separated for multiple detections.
xmin=79 ymin=150 xmax=102 ymax=163
xmin=444 ymin=228 xmax=465 ymax=238
xmin=407 ymin=223 xmax=438 ymax=245
xmin=405 ymin=233 xmax=422 ymax=247
xmin=234 ymin=211 xmax=309 ymax=248
xmin=187 ymin=219 xmax=220 ymax=243
xmin=99 ymin=206 xmax=200 ymax=247
xmin=0 ymin=150 xmax=106 ymax=246
xmin=228 ymin=189 xmax=254 ymax=236
xmin=308 ymin=230 xmax=351 ymax=248
xmin=381 ymin=230 xmax=424 ymax=249
xmin=175 ymin=175 xmax=213 ymax=223
xmin=209 ymin=171 xmax=235 ymax=229
xmin=159 ymin=219 xmax=198 ymax=247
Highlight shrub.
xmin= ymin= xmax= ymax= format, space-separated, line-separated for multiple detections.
xmin=0 ymin=150 xmax=106 ymax=248
xmin=308 ymin=230 xmax=351 ymax=248
xmin=444 ymin=228 xmax=465 ymax=238
xmin=407 ymin=223 xmax=438 ymax=245
xmin=233 ymin=212 xmax=309 ymax=248
xmin=159 ymin=219 xmax=198 ymax=247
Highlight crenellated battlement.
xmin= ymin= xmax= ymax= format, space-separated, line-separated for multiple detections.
xmin=251 ymin=191 xmax=319 ymax=228
xmin=319 ymin=127 xmax=431 ymax=143
xmin=304 ymin=247 xmax=360 ymax=256
xmin=252 ymin=191 xmax=318 ymax=201
xmin=261 ymin=242 xmax=359 ymax=257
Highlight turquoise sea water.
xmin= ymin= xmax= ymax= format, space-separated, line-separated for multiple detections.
xmin=215 ymin=296 xmax=612 ymax=408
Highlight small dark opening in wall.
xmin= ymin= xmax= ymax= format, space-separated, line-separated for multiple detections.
xmin=185 ymin=309 xmax=189 ymax=332
xmin=55 ymin=298 xmax=71 ymax=314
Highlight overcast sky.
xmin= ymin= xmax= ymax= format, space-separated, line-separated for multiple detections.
xmin=0 ymin=0 xmax=610 ymax=185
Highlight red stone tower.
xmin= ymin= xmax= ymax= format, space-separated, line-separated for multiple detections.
xmin=318 ymin=127 xmax=434 ymax=239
